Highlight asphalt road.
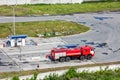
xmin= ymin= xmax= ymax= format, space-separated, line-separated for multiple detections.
xmin=0 ymin=12 xmax=120 ymax=72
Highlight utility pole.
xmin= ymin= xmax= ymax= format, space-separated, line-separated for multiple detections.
xmin=19 ymin=46 xmax=22 ymax=60
xmin=18 ymin=46 xmax=22 ymax=61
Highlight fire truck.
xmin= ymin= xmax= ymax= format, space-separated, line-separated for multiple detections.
xmin=46 ymin=44 xmax=95 ymax=62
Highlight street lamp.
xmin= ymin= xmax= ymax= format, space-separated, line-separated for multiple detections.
xmin=12 ymin=0 xmax=17 ymax=35
xmin=13 ymin=6 xmax=16 ymax=35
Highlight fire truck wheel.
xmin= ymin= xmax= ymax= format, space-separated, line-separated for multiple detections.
xmin=59 ymin=57 xmax=65 ymax=62
xmin=87 ymin=54 xmax=92 ymax=60
xmin=66 ymin=57 xmax=70 ymax=62
xmin=79 ymin=55 xmax=85 ymax=60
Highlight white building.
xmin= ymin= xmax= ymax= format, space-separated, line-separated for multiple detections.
xmin=8 ymin=35 xmax=27 ymax=47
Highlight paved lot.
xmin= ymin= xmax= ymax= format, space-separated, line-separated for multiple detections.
xmin=0 ymin=12 xmax=120 ymax=72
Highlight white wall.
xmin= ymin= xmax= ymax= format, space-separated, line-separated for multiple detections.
xmin=83 ymin=0 xmax=99 ymax=1
xmin=0 ymin=0 xmax=27 ymax=5
xmin=0 ymin=0 xmax=83 ymax=5
xmin=10 ymin=38 xmax=26 ymax=47
xmin=10 ymin=39 xmax=15 ymax=47
xmin=22 ymin=39 xmax=26 ymax=46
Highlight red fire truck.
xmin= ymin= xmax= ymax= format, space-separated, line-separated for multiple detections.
xmin=46 ymin=44 xmax=95 ymax=62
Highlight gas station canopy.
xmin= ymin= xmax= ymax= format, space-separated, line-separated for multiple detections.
xmin=9 ymin=35 xmax=27 ymax=39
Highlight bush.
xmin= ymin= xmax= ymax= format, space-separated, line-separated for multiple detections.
xmin=100 ymin=0 xmax=120 ymax=1
xmin=12 ymin=76 xmax=19 ymax=80
xmin=11 ymin=67 xmax=120 ymax=80
xmin=44 ymin=73 xmax=59 ymax=80
xmin=61 ymin=67 xmax=78 ymax=80
xmin=29 ymin=72 xmax=38 ymax=80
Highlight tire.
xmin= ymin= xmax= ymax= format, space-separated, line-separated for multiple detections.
xmin=79 ymin=55 xmax=85 ymax=60
xmin=87 ymin=54 xmax=92 ymax=60
xmin=66 ymin=57 xmax=70 ymax=62
xmin=59 ymin=57 xmax=65 ymax=62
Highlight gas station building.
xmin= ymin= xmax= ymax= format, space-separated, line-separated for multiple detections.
xmin=8 ymin=35 xmax=27 ymax=47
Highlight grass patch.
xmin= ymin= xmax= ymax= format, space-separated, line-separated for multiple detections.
xmin=0 ymin=20 xmax=89 ymax=38
xmin=0 ymin=2 xmax=120 ymax=16
xmin=0 ymin=61 xmax=120 ymax=79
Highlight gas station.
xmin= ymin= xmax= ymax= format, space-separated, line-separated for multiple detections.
xmin=7 ymin=35 xmax=27 ymax=47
